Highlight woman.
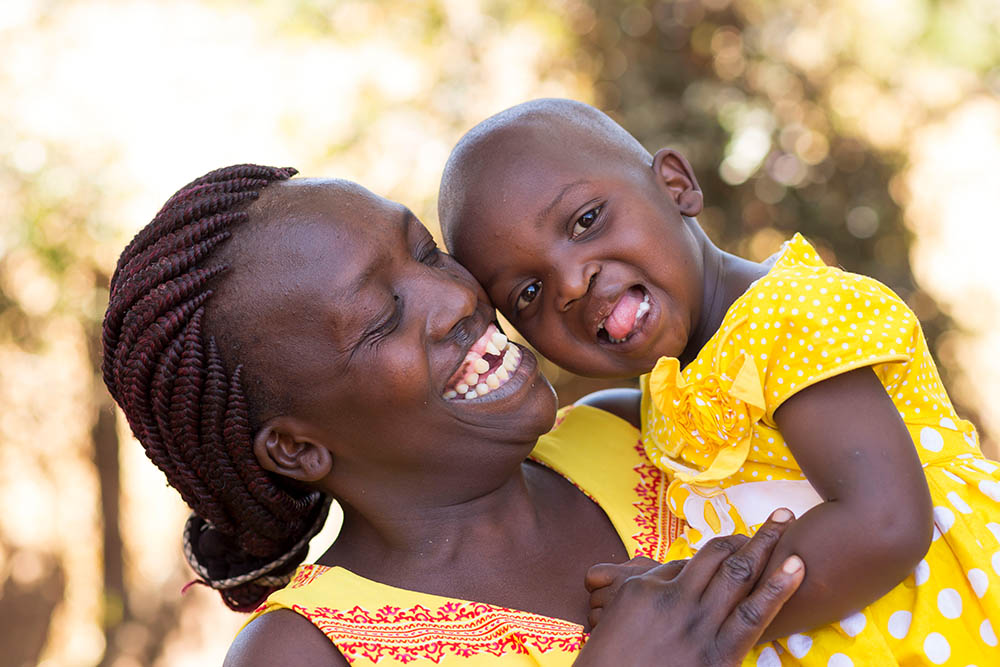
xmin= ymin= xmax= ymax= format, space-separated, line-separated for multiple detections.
xmin=102 ymin=165 xmax=804 ymax=665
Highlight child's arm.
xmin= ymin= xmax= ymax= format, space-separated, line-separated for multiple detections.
xmin=756 ymin=365 xmax=933 ymax=641
xmin=574 ymin=387 xmax=642 ymax=428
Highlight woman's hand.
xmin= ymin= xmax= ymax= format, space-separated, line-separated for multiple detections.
xmin=586 ymin=556 xmax=685 ymax=628
xmin=574 ymin=509 xmax=803 ymax=667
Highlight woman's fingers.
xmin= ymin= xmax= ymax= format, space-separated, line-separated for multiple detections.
xmin=575 ymin=514 xmax=804 ymax=667
xmin=642 ymin=558 xmax=687 ymax=583
xmin=666 ymin=533 xmax=750 ymax=593
xmin=718 ymin=555 xmax=804 ymax=657
xmin=587 ymin=558 xmax=685 ymax=630
xmin=698 ymin=508 xmax=794 ymax=620
xmin=587 ymin=558 xmax=686 ymax=610
xmin=585 ymin=556 xmax=661 ymax=593
xmin=588 ymin=582 xmax=619 ymax=610
xmin=584 ymin=563 xmax=620 ymax=593
xmin=584 ymin=561 xmax=689 ymax=629
xmin=577 ymin=511 xmax=802 ymax=667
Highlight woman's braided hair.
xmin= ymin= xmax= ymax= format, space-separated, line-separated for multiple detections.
xmin=102 ymin=164 xmax=331 ymax=611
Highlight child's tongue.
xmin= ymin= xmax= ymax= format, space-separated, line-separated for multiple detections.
xmin=604 ymin=287 xmax=644 ymax=340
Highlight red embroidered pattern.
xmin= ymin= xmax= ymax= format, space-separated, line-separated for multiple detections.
xmin=251 ymin=566 xmax=330 ymax=615
xmin=289 ymin=564 xmax=327 ymax=589
xmin=631 ymin=441 xmax=684 ymax=561
xmin=296 ymin=600 xmax=585 ymax=664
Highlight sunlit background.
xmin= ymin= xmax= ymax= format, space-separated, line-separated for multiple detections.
xmin=1 ymin=0 xmax=998 ymax=664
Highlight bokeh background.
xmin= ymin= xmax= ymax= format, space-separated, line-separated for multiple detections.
xmin=2 ymin=0 xmax=998 ymax=664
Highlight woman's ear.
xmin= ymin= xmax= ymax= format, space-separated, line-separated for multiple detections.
xmin=652 ymin=148 xmax=704 ymax=217
xmin=253 ymin=419 xmax=333 ymax=483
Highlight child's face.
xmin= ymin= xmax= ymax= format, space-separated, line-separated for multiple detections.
xmin=447 ymin=129 xmax=706 ymax=379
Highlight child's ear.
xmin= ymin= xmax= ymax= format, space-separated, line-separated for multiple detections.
xmin=652 ymin=148 xmax=704 ymax=217
xmin=253 ymin=418 xmax=333 ymax=483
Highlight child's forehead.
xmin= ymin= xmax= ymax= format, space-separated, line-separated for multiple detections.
xmin=492 ymin=115 xmax=616 ymax=159
xmin=439 ymin=100 xmax=652 ymax=252
xmin=451 ymin=138 xmax=638 ymax=272
xmin=478 ymin=124 xmax=630 ymax=194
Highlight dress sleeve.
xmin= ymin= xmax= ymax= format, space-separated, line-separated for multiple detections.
xmin=735 ymin=266 xmax=917 ymax=423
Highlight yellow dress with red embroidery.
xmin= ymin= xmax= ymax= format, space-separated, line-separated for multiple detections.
xmin=643 ymin=233 xmax=1000 ymax=665
xmin=245 ymin=405 xmax=683 ymax=665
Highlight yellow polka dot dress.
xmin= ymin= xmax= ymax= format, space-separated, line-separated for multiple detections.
xmin=641 ymin=234 xmax=1000 ymax=666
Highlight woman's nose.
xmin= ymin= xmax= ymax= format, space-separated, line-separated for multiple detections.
xmin=554 ymin=262 xmax=599 ymax=312
xmin=422 ymin=268 xmax=480 ymax=341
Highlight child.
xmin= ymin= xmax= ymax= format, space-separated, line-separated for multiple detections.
xmin=439 ymin=98 xmax=1000 ymax=665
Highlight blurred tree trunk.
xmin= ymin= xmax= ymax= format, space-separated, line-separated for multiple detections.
xmin=0 ymin=545 xmax=66 ymax=667
xmin=89 ymin=268 xmax=185 ymax=667
xmin=88 ymin=269 xmax=127 ymax=667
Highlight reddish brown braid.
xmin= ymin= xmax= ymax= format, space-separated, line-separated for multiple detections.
xmin=102 ymin=164 xmax=330 ymax=611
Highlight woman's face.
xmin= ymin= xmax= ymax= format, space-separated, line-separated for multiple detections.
xmin=227 ymin=179 xmax=557 ymax=501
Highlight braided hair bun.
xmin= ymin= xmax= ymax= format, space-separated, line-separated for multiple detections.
xmin=183 ymin=497 xmax=331 ymax=611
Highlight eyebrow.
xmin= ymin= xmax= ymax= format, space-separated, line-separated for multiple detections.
xmin=535 ymin=180 xmax=590 ymax=230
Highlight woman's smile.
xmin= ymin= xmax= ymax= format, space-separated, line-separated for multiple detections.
xmin=443 ymin=323 xmax=525 ymax=400
xmin=443 ymin=339 xmax=540 ymax=406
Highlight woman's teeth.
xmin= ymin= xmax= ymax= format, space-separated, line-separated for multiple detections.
xmin=443 ymin=329 xmax=522 ymax=400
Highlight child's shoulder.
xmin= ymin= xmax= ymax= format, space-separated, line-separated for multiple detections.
xmin=708 ymin=235 xmax=920 ymax=415
xmin=737 ymin=234 xmax=911 ymax=321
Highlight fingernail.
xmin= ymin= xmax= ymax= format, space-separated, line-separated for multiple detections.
xmin=772 ymin=508 xmax=793 ymax=523
xmin=782 ymin=555 xmax=803 ymax=573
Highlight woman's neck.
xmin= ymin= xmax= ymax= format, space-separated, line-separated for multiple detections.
xmin=315 ymin=458 xmax=626 ymax=626
xmin=327 ymin=460 xmax=546 ymax=565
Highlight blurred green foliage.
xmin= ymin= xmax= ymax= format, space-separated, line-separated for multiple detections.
xmin=1 ymin=1 xmax=997 ymax=664
xmin=544 ymin=0 xmax=998 ymax=419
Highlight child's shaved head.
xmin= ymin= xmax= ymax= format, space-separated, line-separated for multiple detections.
xmin=436 ymin=98 xmax=708 ymax=379
xmin=438 ymin=98 xmax=651 ymax=252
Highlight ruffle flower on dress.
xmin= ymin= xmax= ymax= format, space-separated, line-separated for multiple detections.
xmin=647 ymin=352 xmax=767 ymax=494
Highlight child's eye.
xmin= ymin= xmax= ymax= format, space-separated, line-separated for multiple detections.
xmin=571 ymin=206 xmax=602 ymax=239
xmin=515 ymin=281 xmax=541 ymax=312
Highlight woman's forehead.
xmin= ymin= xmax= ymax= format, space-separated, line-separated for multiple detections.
xmin=255 ymin=178 xmax=399 ymax=222
xmin=247 ymin=180 xmax=413 ymax=253
xmin=236 ymin=179 xmax=424 ymax=325
xmin=250 ymin=181 xmax=411 ymax=272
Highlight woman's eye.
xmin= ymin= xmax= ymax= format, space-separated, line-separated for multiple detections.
xmin=571 ymin=206 xmax=602 ymax=239
xmin=368 ymin=296 xmax=401 ymax=346
xmin=420 ymin=242 xmax=442 ymax=265
xmin=515 ymin=281 xmax=541 ymax=312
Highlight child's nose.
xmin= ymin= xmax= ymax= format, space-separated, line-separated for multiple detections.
xmin=554 ymin=263 xmax=599 ymax=312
